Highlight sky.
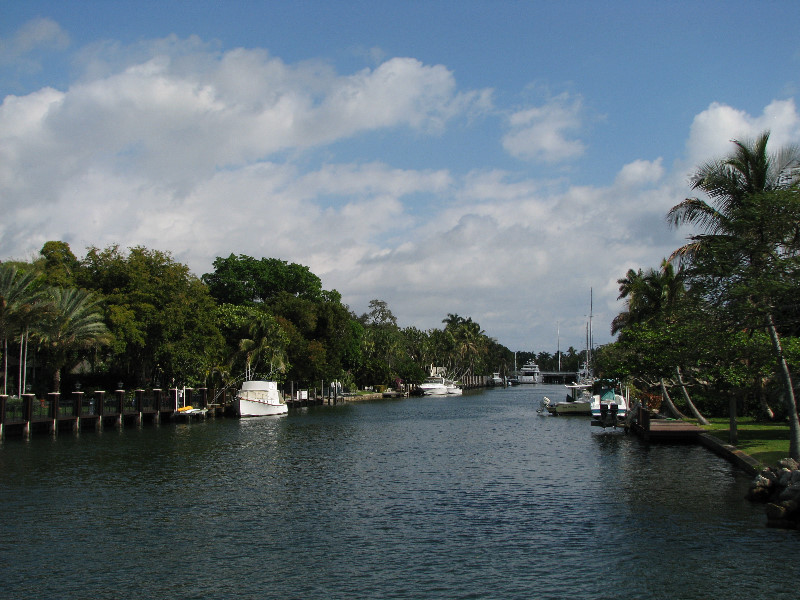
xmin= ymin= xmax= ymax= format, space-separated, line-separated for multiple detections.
xmin=2 ymin=1 xmax=799 ymax=355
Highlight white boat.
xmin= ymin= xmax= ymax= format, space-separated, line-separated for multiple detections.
xmin=418 ymin=376 xmax=449 ymax=395
xmin=489 ymin=372 xmax=504 ymax=386
xmin=517 ymin=360 xmax=542 ymax=384
xmin=590 ymin=385 xmax=628 ymax=428
xmin=235 ymin=380 xmax=288 ymax=417
xmin=542 ymin=382 xmax=592 ymax=415
xmin=445 ymin=380 xmax=463 ymax=395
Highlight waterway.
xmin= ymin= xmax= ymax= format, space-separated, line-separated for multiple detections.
xmin=1 ymin=384 xmax=797 ymax=599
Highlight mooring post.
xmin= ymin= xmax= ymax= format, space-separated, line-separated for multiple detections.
xmin=115 ymin=390 xmax=124 ymax=427
xmin=0 ymin=395 xmax=6 ymax=438
xmin=73 ymin=391 xmax=84 ymax=431
xmin=135 ymin=389 xmax=144 ymax=426
xmin=95 ymin=391 xmax=105 ymax=430
xmin=153 ymin=389 xmax=162 ymax=424
xmin=49 ymin=392 xmax=60 ymax=435
xmin=22 ymin=394 xmax=34 ymax=438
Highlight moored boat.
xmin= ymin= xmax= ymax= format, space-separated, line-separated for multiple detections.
xmin=418 ymin=376 xmax=449 ymax=395
xmin=517 ymin=360 xmax=542 ymax=384
xmin=590 ymin=384 xmax=628 ymax=428
xmin=542 ymin=382 xmax=592 ymax=415
xmin=235 ymin=380 xmax=288 ymax=417
xmin=445 ymin=380 xmax=463 ymax=395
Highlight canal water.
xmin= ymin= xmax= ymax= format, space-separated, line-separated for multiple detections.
xmin=1 ymin=384 xmax=798 ymax=599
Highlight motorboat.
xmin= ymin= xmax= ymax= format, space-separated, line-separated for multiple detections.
xmin=418 ymin=376 xmax=449 ymax=396
xmin=590 ymin=385 xmax=629 ymax=428
xmin=517 ymin=360 xmax=542 ymax=384
xmin=489 ymin=372 xmax=504 ymax=386
xmin=445 ymin=380 xmax=463 ymax=395
xmin=541 ymin=382 xmax=592 ymax=415
xmin=235 ymin=380 xmax=288 ymax=416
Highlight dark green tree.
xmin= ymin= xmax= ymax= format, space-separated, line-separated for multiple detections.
xmin=667 ymin=131 xmax=800 ymax=457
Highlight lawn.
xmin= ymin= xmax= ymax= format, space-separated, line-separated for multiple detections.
xmin=702 ymin=417 xmax=793 ymax=467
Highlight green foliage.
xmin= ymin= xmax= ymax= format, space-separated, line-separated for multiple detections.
xmin=202 ymin=254 xmax=323 ymax=304
xmin=77 ymin=244 xmax=224 ymax=388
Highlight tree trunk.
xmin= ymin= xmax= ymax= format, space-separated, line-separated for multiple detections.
xmin=766 ymin=313 xmax=800 ymax=460
xmin=660 ymin=378 xmax=687 ymax=419
xmin=675 ymin=366 xmax=710 ymax=425
xmin=756 ymin=377 xmax=775 ymax=420
xmin=729 ymin=392 xmax=738 ymax=446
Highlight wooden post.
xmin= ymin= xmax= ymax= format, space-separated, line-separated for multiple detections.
xmin=135 ymin=389 xmax=144 ymax=426
xmin=153 ymin=389 xmax=162 ymax=424
xmin=95 ymin=391 xmax=105 ymax=430
xmin=0 ymin=395 xmax=6 ymax=438
xmin=115 ymin=390 xmax=124 ymax=426
xmin=22 ymin=393 xmax=34 ymax=438
xmin=73 ymin=391 xmax=84 ymax=431
xmin=49 ymin=392 xmax=60 ymax=434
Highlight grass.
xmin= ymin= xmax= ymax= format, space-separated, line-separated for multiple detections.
xmin=701 ymin=417 xmax=793 ymax=467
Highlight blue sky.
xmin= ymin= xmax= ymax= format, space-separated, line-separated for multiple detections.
xmin=2 ymin=1 xmax=799 ymax=354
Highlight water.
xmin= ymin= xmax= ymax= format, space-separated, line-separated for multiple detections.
xmin=1 ymin=384 xmax=798 ymax=599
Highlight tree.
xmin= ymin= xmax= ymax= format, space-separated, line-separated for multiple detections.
xmin=78 ymin=245 xmax=224 ymax=388
xmin=0 ymin=264 xmax=47 ymax=395
xmin=667 ymin=131 xmax=800 ymax=457
xmin=37 ymin=287 xmax=112 ymax=393
xmin=202 ymin=254 xmax=323 ymax=304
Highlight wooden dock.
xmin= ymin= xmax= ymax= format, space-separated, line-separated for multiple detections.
xmin=0 ymin=388 xmax=225 ymax=439
xmin=630 ymin=406 xmax=703 ymax=441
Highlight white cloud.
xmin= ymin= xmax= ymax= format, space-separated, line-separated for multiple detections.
xmin=0 ymin=17 xmax=70 ymax=66
xmin=502 ymin=93 xmax=586 ymax=163
xmin=2 ymin=25 xmax=799 ymax=352
xmin=685 ymin=99 xmax=800 ymax=168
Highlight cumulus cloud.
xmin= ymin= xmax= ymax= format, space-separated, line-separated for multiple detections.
xmin=501 ymin=93 xmax=587 ymax=163
xmin=685 ymin=99 xmax=800 ymax=168
xmin=2 ymin=22 xmax=799 ymax=351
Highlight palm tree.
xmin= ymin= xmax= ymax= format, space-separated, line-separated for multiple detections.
xmin=0 ymin=264 xmax=48 ymax=395
xmin=667 ymin=130 xmax=800 ymax=457
xmin=235 ymin=313 xmax=288 ymax=380
xmin=611 ymin=261 xmax=685 ymax=335
xmin=37 ymin=287 xmax=112 ymax=393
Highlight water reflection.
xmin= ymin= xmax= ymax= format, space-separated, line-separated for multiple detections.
xmin=1 ymin=385 xmax=797 ymax=599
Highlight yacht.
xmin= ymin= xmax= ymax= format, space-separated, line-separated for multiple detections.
xmin=517 ymin=360 xmax=542 ymax=384
xmin=418 ymin=376 xmax=449 ymax=395
xmin=235 ymin=380 xmax=288 ymax=416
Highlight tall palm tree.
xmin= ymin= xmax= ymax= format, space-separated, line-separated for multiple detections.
xmin=37 ymin=287 xmax=112 ymax=393
xmin=0 ymin=264 xmax=48 ymax=395
xmin=667 ymin=130 xmax=800 ymax=457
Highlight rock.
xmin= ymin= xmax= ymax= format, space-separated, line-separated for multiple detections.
xmin=777 ymin=458 xmax=799 ymax=471
xmin=778 ymin=482 xmax=800 ymax=502
xmin=779 ymin=468 xmax=793 ymax=486
xmin=766 ymin=502 xmax=789 ymax=520
xmin=752 ymin=474 xmax=774 ymax=489
xmin=747 ymin=485 xmax=773 ymax=502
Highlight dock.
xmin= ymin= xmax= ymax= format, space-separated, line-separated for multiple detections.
xmin=0 ymin=388 xmax=225 ymax=439
xmin=630 ymin=406 xmax=703 ymax=441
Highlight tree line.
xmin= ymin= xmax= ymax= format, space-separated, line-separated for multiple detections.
xmin=1 ymin=245 xmax=539 ymax=397
xmin=595 ymin=131 xmax=800 ymax=458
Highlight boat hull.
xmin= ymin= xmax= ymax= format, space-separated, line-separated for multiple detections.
xmin=548 ymin=401 xmax=591 ymax=415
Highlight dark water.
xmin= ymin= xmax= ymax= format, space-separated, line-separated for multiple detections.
xmin=1 ymin=384 xmax=797 ymax=599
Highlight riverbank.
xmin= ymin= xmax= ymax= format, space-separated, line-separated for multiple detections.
xmin=700 ymin=418 xmax=792 ymax=470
